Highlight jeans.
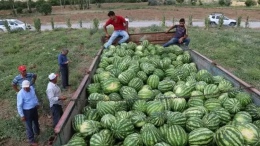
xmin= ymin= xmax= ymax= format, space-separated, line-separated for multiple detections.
xmin=23 ymin=107 xmax=40 ymax=144
xmin=60 ymin=66 xmax=69 ymax=88
xmin=163 ymin=37 xmax=190 ymax=47
xmin=51 ymin=104 xmax=63 ymax=128
xmin=104 ymin=30 xmax=129 ymax=49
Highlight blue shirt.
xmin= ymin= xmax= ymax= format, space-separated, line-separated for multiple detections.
xmin=58 ymin=53 xmax=68 ymax=67
xmin=12 ymin=73 xmax=36 ymax=89
xmin=17 ymin=86 xmax=39 ymax=117
xmin=173 ymin=25 xmax=187 ymax=39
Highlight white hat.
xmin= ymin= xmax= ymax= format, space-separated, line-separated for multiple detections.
xmin=48 ymin=73 xmax=57 ymax=80
xmin=22 ymin=80 xmax=30 ymax=88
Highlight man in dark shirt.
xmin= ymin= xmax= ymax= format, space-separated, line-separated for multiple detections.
xmin=163 ymin=18 xmax=190 ymax=47
xmin=58 ymin=49 xmax=70 ymax=89
xmin=103 ymin=11 xmax=129 ymax=49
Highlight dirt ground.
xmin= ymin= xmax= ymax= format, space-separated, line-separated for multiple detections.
xmin=0 ymin=2 xmax=260 ymax=146
xmin=0 ymin=3 xmax=260 ymax=25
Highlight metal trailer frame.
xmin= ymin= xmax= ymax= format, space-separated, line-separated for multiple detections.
xmin=52 ymin=32 xmax=260 ymax=146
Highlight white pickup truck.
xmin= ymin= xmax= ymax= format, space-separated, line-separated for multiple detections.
xmin=0 ymin=19 xmax=31 ymax=32
xmin=208 ymin=13 xmax=237 ymax=26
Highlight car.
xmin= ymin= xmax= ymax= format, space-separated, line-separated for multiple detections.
xmin=208 ymin=13 xmax=237 ymax=26
xmin=0 ymin=19 xmax=31 ymax=32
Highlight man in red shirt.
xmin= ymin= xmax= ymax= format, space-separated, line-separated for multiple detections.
xmin=103 ymin=11 xmax=129 ymax=49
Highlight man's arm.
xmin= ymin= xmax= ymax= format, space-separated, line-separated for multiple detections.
xmin=103 ymin=20 xmax=111 ymax=37
xmin=12 ymin=78 xmax=19 ymax=92
xmin=31 ymin=74 xmax=37 ymax=85
xmin=166 ymin=25 xmax=176 ymax=33
xmin=17 ymin=93 xmax=25 ymax=121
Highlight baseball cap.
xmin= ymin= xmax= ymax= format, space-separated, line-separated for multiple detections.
xmin=48 ymin=73 xmax=58 ymax=80
xmin=18 ymin=65 xmax=26 ymax=72
xmin=22 ymin=80 xmax=30 ymax=88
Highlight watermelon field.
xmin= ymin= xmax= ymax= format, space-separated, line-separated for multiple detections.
xmin=65 ymin=36 xmax=260 ymax=145
xmin=0 ymin=26 xmax=260 ymax=145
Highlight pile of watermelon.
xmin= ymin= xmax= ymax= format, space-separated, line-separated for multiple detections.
xmin=64 ymin=41 xmax=260 ymax=146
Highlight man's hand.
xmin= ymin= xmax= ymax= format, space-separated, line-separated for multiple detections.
xmin=21 ymin=117 xmax=26 ymax=121
xmin=105 ymin=34 xmax=110 ymax=38
xmin=59 ymin=96 xmax=67 ymax=100
xmin=178 ymin=38 xmax=184 ymax=44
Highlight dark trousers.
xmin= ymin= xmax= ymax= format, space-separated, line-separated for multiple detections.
xmin=23 ymin=107 xmax=40 ymax=143
xmin=163 ymin=37 xmax=191 ymax=47
xmin=51 ymin=104 xmax=63 ymax=128
xmin=60 ymin=66 xmax=69 ymax=88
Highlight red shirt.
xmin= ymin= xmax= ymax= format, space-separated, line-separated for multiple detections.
xmin=105 ymin=16 xmax=126 ymax=30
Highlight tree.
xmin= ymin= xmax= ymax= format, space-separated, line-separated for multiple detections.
xmin=36 ymin=2 xmax=52 ymax=15
xmin=176 ymin=0 xmax=184 ymax=4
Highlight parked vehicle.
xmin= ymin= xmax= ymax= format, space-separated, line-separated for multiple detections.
xmin=0 ymin=19 xmax=31 ymax=32
xmin=208 ymin=13 xmax=237 ymax=26
xmin=51 ymin=32 xmax=260 ymax=146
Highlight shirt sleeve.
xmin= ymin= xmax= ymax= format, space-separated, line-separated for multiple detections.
xmin=105 ymin=19 xmax=112 ymax=26
xmin=46 ymin=88 xmax=59 ymax=103
xmin=118 ymin=16 xmax=126 ymax=23
xmin=17 ymin=92 xmax=24 ymax=117
xmin=12 ymin=76 xmax=18 ymax=85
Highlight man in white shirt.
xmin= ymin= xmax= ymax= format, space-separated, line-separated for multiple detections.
xmin=46 ymin=73 xmax=67 ymax=128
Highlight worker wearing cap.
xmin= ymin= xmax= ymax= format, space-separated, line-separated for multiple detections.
xmin=46 ymin=73 xmax=67 ymax=128
xmin=12 ymin=65 xmax=37 ymax=93
xmin=17 ymin=80 xmax=40 ymax=146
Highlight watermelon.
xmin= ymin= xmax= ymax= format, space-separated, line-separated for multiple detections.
xmin=245 ymin=104 xmax=260 ymax=120
xmin=96 ymin=101 xmax=116 ymax=116
xmin=115 ymin=111 xmax=131 ymax=119
xmin=186 ymin=117 xmax=204 ymax=132
xmin=233 ymin=111 xmax=252 ymax=124
xmin=100 ymin=114 xmax=116 ymax=128
xmin=79 ymin=120 xmax=101 ymax=137
xmin=166 ymin=111 xmax=186 ymax=128
xmin=141 ymin=123 xmax=162 ymax=146
xmin=149 ymin=112 xmax=166 ymax=126
xmin=84 ymin=109 xmax=101 ymax=121
xmin=131 ymin=111 xmax=147 ymax=127
xmin=202 ymin=112 xmax=220 ymax=131
xmin=88 ymin=93 xmax=109 ymax=108
xmin=87 ymin=83 xmax=101 ymax=94
xmin=195 ymin=81 xmax=207 ymax=92
xmin=214 ymin=125 xmax=245 ymax=146
xmin=188 ymin=128 xmax=214 ymax=145
xmin=188 ymin=97 xmax=204 ymax=107
xmin=123 ymin=133 xmax=143 ymax=146
xmin=137 ymin=71 xmax=148 ymax=82
xmin=235 ymin=92 xmax=252 ymax=108
xmin=132 ymin=100 xmax=147 ymax=113
xmin=138 ymin=85 xmax=154 ymax=100
xmin=204 ymin=98 xmax=221 ymax=111
xmin=128 ymin=77 xmax=144 ymax=91
xmin=147 ymin=75 xmax=160 ymax=89
xmin=236 ymin=123 xmax=260 ymax=145
xmin=101 ymin=78 xmax=121 ymax=94
xmin=184 ymin=106 xmax=206 ymax=119
xmin=165 ymin=125 xmax=188 ymax=146
xmin=171 ymin=98 xmax=187 ymax=112
xmin=146 ymin=101 xmax=165 ymax=116
xmin=153 ymin=69 xmax=165 ymax=80
xmin=111 ymin=118 xmax=135 ymax=140
xmin=108 ymin=92 xmax=122 ymax=101
xmin=64 ymin=135 xmax=86 ymax=146
xmin=72 ymin=114 xmax=86 ymax=132
xmin=212 ymin=108 xmax=231 ymax=125
xmin=158 ymin=80 xmax=175 ymax=93
xmin=154 ymin=142 xmax=171 ymax=146
xmin=204 ymin=84 xmax=220 ymax=99
xmin=89 ymin=129 xmax=114 ymax=146
xmin=223 ymin=98 xmax=242 ymax=114
xmin=118 ymin=70 xmax=135 ymax=85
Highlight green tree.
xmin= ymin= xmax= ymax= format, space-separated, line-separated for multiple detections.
xmin=36 ymin=2 xmax=52 ymax=15
xmin=176 ymin=0 xmax=184 ymax=4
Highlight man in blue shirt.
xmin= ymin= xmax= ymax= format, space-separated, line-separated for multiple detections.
xmin=163 ymin=18 xmax=191 ymax=47
xmin=58 ymin=49 xmax=70 ymax=89
xmin=12 ymin=65 xmax=37 ymax=93
xmin=17 ymin=80 xmax=40 ymax=146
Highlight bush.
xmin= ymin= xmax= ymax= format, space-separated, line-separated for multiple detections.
xmin=258 ymin=0 xmax=260 ymax=4
xmin=36 ymin=2 xmax=52 ymax=15
xmin=219 ymin=0 xmax=231 ymax=6
xmin=16 ymin=7 xmax=23 ymax=14
xmin=34 ymin=18 xmax=41 ymax=32
xmin=148 ymin=0 xmax=159 ymax=5
xmin=191 ymin=0 xmax=197 ymax=5
xmin=245 ymin=0 xmax=257 ymax=6
xmin=176 ymin=0 xmax=184 ymax=4
xmin=164 ymin=0 xmax=176 ymax=5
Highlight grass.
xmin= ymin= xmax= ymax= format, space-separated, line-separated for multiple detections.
xmin=1 ymin=25 xmax=260 ymax=145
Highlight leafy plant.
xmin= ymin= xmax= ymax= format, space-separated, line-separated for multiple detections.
xmin=51 ymin=17 xmax=55 ymax=30
xmin=218 ymin=16 xmax=224 ymax=29
xmin=148 ymin=0 xmax=158 ymax=5
xmin=199 ymin=0 xmax=203 ymax=5
xmin=79 ymin=19 xmax=83 ymax=28
xmin=3 ymin=20 xmax=11 ymax=33
xmin=245 ymin=16 xmax=249 ymax=28
xmin=204 ymin=17 xmax=210 ymax=30
xmin=16 ymin=7 xmax=23 ymax=13
xmin=34 ymin=18 xmax=41 ymax=32
xmin=36 ymin=2 xmax=52 ymax=15
xmin=67 ymin=18 xmax=72 ymax=28
xmin=245 ymin=0 xmax=257 ymax=6
xmin=176 ymin=0 xmax=184 ymax=4
xmin=191 ymin=0 xmax=197 ymax=5
xmin=164 ymin=0 xmax=175 ymax=5
xmin=92 ymin=18 xmax=99 ymax=30
xmin=237 ymin=16 xmax=242 ymax=27
xmin=161 ymin=15 xmax=166 ymax=27
xmin=188 ymin=15 xmax=193 ymax=26
xmin=218 ymin=0 xmax=225 ymax=5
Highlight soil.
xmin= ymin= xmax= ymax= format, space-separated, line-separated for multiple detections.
xmin=0 ymin=2 xmax=260 ymax=25
xmin=0 ymin=2 xmax=260 ymax=146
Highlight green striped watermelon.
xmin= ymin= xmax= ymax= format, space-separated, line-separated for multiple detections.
xmin=101 ymin=78 xmax=121 ymax=94
xmin=111 ymin=118 xmax=135 ymax=139
xmin=235 ymin=92 xmax=252 ymax=108
xmin=64 ymin=135 xmax=86 ymax=146
xmin=118 ymin=70 xmax=135 ymax=85
xmin=204 ymin=98 xmax=221 ymax=111
xmin=245 ymin=104 xmax=260 ymax=120
xmin=79 ymin=120 xmax=101 ymax=137
xmin=233 ymin=111 xmax=252 ymax=124
xmin=141 ymin=123 xmax=163 ymax=146
xmin=188 ymin=128 xmax=214 ymax=145
xmin=171 ymin=98 xmax=187 ymax=112
xmin=132 ymin=100 xmax=147 ymax=113
xmin=223 ymin=98 xmax=242 ymax=114
xmin=186 ymin=117 xmax=204 ymax=132
xmin=137 ymin=71 xmax=148 ymax=82
xmin=72 ymin=114 xmax=86 ymax=132
xmin=204 ymin=84 xmax=220 ymax=99
xmin=83 ymin=109 xmax=101 ymax=121
xmin=89 ymin=129 xmax=114 ymax=146
xmin=96 ymin=101 xmax=116 ymax=116
xmin=212 ymin=108 xmax=231 ymax=125
xmin=131 ymin=111 xmax=146 ymax=127
xmin=184 ymin=107 xmax=205 ymax=119
xmin=154 ymin=142 xmax=171 ymax=146
xmin=147 ymin=75 xmax=160 ymax=89
xmin=166 ymin=111 xmax=186 ymax=128
xmin=87 ymin=83 xmax=101 ymax=94
xmin=149 ymin=112 xmax=166 ymax=126
xmin=100 ymin=114 xmax=116 ymax=128
xmin=202 ymin=112 xmax=220 ymax=131
xmin=138 ymin=85 xmax=154 ymax=100
xmin=165 ymin=125 xmax=188 ymax=146
xmin=236 ymin=123 xmax=260 ymax=145
xmin=157 ymin=80 xmax=175 ymax=93
xmin=188 ymin=97 xmax=204 ymax=107
xmin=153 ymin=69 xmax=165 ymax=80
xmin=123 ymin=133 xmax=143 ymax=146
xmin=214 ymin=125 xmax=245 ymax=146
xmin=146 ymin=101 xmax=165 ymax=116
xmin=128 ymin=77 xmax=144 ymax=91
